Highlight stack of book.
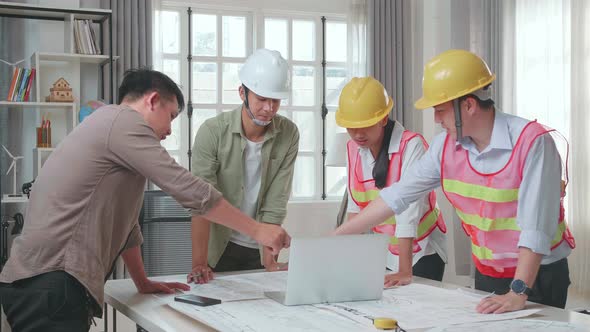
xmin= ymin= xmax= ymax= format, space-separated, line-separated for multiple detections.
xmin=6 ymin=67 xmax=36 ymax=102
xmin=74 ymin=19 xmax=101 ymax=55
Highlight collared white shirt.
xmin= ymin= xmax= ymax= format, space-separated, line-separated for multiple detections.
xmin=347 ymin=121 xmax=448 ymax=271
xmin=380 ymin=111 xmax=571 ymax=265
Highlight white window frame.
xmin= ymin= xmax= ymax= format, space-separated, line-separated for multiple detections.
xmin=156 ymin=3 xmax=347 ymax=201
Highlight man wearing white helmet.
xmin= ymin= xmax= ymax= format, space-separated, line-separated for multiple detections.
xmin=187 ymin=49 xmax=299 ymax=283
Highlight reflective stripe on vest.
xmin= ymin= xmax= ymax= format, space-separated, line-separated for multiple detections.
xmin=441 ymin=120 xmax=575 ymax=278
xmin=347 ymin=130 xmax=446 ymax=255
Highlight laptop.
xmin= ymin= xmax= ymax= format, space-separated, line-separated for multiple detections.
xmin=265 ymin=234 xmax=388 ymax=306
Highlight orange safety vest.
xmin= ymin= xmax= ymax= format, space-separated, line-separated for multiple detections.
xmin=347 ymin=130 xmax=446 ymax=255
xmin=441 ymin=121 xmax=575 ymax=278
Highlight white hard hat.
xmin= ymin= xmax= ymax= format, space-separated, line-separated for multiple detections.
xmin=239 ymin=48 xmax=290 ymax=100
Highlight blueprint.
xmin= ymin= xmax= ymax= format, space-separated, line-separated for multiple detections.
xmin=316 ymin=283 xmax=541 ymax=330
xmin=170 ymin=300 xmax=375 ymax=332
xmin=167 ymin=272 xmax=542 ymax=331
xmin=426 ymin=319 xmax=588 ymax=332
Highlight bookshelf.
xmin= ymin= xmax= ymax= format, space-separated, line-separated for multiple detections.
xmin=0 ymin=4 xmax=121 ymax=331
xmin=0 ymin=101 xmax=74 ymax=108
xmin=0 ymin=2 xmax=116 ymax=205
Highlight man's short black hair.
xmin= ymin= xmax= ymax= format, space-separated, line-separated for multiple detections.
xmin=118 ymin=68 xmax=185 ymax=112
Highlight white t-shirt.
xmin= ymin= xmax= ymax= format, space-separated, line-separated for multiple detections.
xmin=346 ymin=121 xmax=447 ymax=271
xmin=230 ymin=139 xmax=263 ymax=249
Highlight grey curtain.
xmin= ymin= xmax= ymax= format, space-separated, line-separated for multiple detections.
xmin=450 ymin=0 xmax=502 ymax=105
xmin=367 ymin=0 xmax=503 ymax=277
xmin=369 ymin=0 xmax=413 ymax=127
xmin=337 ymin=0 xmax=413 ymax=228
xmin=100 ymin=0 xmax=153 ymax=103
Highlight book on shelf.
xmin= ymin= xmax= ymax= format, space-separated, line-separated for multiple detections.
xmin=5 ymin=67 xmax=36 ymax=102
xmin=74 ymin=19 xmax=102 ymax=55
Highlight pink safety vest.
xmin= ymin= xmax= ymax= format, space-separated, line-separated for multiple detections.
xmin=441 ymin=121 xmax=575 ymax=278
xmin=348 ymin=130 xmax=446 ymax=255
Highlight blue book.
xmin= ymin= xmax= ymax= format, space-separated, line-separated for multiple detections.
xmin=17 ymin=69 xmax=30 ymax=101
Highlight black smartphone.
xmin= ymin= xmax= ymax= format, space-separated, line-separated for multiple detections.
xmin=174 ymin=294 xmax=222 ymax=306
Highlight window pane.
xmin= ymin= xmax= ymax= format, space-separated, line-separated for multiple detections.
xmin=326 ymin=166 xmax=346 ymax=197
xmin=193 ymin=62 xmax=217 ymax=103
xmin=325 ymin=111 xmax=346 ymax=153
xmin=162 ymin=59 xmax=180 ymax=84
xmin=292 ymin=111 xmax=315 ymax=152
xmin=292 ymin=66 xmax=315 ymax=106
xmin=326 ymin=22 xmax=347 ymax=62
xmin=191 ymin=109 xmax=218 ymax=143
xmin=193 ymin=14 xmax=217 ymax=56
xmin=292 ymin=20 xmax=314 ymax=61
xmin=280 ymin=110 xmax=292 ymax=120
xmin=161 ymin=11 xmax=179 ymax=54
xmin=292 ymin=156 xmax=315 ymax=198
xmin=325 ymin=111 xmax=347 ymax=197
xmin=222 ymin=16 xmax=246 ymax=57
xmin=326 ymin=67 xmax=347 ymax=107
xmin=222 ymin=63 xmax=243 ymax=104
xmin=264 ymin=18 xmax=288 ymax=59
xmin=161 ymin=115 xmax=181 ymax=150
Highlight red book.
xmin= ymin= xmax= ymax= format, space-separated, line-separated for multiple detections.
xmin=11 ymin=68 xmax=23 ymax=101
xmin=6 ymin=67 xmax=18 ymax=101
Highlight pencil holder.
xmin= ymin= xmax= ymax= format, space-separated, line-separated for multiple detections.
xmin=36 ymin=127 xmax=52 ymax=148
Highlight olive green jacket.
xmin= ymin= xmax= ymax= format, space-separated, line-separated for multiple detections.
xmin=191 ymin=107 xmax=299 ymax=267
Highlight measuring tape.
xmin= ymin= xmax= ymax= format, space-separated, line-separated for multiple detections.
xmin=373 ymin=317 xmax=405 ymax=331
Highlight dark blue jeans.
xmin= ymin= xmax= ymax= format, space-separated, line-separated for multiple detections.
xmin=385 ymin=253 xmax=446 ymax=281
xmin=413 ymin=252 xmax=446 ymax=281
xmin=213 ymin=241 xmax=264 ymax=272
xmin=0 ymin=271 xmax=95 ymax=332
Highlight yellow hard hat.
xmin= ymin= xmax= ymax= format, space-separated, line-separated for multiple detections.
xmin=335 ymin=77 xmax=394 ymax=128
xmin=414 ymin=49 xmax=496 ymax=110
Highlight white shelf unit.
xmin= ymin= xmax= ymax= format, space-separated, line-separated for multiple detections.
xmin=0 ymin=101 xmax=74 ymax=108
xmin=0 ymin=1 xmax=110 ymax=21
xmin=0 ymin=197 xmax=29 ymax=204
xmin=33 ymin=147 xmax=55 ymax=178
xmin=37 ymin=52 xmax=119 ymax=65
xmin=0 ymin=1 xmax=115 ymax=201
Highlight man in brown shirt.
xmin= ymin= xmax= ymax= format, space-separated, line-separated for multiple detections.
xmin=0 ymin=69 xmax=290 ymax=332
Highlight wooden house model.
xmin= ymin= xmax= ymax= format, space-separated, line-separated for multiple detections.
xmin=46 ymin=77 xmax=74 ymax=102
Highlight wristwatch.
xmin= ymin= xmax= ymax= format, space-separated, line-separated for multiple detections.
xmin=510 ymin=279 xmax=532 ymax=296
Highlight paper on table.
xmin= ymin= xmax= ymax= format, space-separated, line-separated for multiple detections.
xmin=167 ymin=273 xmax=542 ymax=331
xmin=155 ymin=271 xmax=288 ymax=302
xmin=426 ymin=319 xmax=588 ymax=332
xmin=315 ymin=283 xmax=542 ymax=330
xmin=169 ymin=298 xmax=376 ymax=332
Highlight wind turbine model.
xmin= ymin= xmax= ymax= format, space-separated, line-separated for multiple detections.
xmin=2 ymin=145 xmax=24 ymax=199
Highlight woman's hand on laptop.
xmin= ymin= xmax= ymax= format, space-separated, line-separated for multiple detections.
xmin=254 ymin=223 xmax=291 ymax=255
xmin=187 ymin=264 xmax=214 ymax=284
xmin=384 ymin=271 xmax=413 ymax=288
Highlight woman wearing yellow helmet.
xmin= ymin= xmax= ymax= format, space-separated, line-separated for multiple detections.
xmin=335 ymin=77 xmax=447 ymax=287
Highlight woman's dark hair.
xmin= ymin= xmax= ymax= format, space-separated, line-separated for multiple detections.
xmin=373 ymin=119 xmax=395 ymax=189
xmin=118 ymin=68 xmax=185 ymax=112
